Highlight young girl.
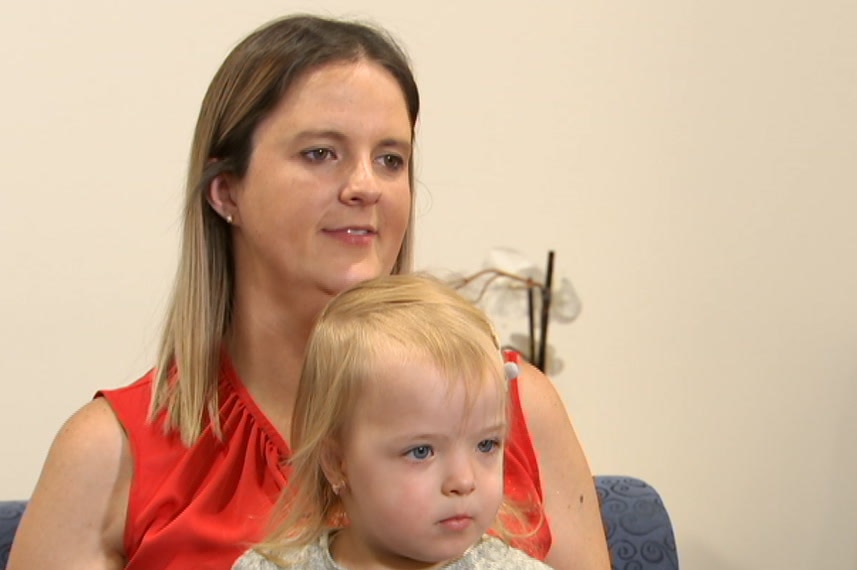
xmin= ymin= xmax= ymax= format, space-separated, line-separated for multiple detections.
xmin=233 ymin=274 xmax=552 ymax=569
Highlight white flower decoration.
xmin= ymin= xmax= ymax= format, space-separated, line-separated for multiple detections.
xmin=449 ymin=248 xmax=581 ymax=375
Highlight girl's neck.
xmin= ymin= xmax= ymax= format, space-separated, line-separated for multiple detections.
xmin=329 ymin=528 xmax=446 ymax=570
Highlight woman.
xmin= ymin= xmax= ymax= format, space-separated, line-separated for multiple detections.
xmin=8 ymin=14 xmax=609 ymax=570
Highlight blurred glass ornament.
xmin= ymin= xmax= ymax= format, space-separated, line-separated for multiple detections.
xmin=449 ymin=248 xmax=580 ymax=374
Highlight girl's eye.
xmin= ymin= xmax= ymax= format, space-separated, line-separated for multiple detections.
xmin=302 ymin=148 xmax=336 ymax=162
xmin=377 ymin=153 xmax=405 ymax=170
xmin=406 ymin=445 xmax=433 ymax=460
xmin=477 ymin=439 xmax=501 ymax=454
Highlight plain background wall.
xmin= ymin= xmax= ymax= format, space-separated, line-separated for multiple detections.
xmin=2 ymin=1 xmax=855 ymax=568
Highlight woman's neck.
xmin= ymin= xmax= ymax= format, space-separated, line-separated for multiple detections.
xmin=226 ymin=279 xmax=331 ymax=437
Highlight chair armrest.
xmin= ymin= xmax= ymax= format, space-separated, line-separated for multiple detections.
xmin=595 ymin=476 xmax=679 ymax=569
xmin=0 ymin=501 xmax=27 ymax=570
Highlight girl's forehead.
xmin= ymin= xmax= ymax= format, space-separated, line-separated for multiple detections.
xmin=354 ymin=357 xmax=506 ymax=423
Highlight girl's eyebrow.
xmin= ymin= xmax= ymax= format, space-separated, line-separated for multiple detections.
xmin=392 ymin=421 xmax=508 ymax=442
xmin=392 ymin=431 xmax=445 ymax=442
xmin=476 ymin=422 xmax=508 ymax=436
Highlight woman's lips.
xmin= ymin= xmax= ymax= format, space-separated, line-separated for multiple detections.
xmin=323 ymin=227 xmax=377 ymax=245
xmin=343 ymin=228 xmax=372 ymax=235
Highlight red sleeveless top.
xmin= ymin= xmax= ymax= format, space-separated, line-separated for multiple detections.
xmin=97 ymin=352 xmax=551 ymax=569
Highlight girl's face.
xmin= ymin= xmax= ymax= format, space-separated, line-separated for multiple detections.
xmin=331 ymin=357 xmax=507 ymax=568
xmin=221 ymin=60 xmax=412 ymax=305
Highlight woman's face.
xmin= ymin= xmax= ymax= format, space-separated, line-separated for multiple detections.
xmin=223 ymin=60 xmax=413 ymax=304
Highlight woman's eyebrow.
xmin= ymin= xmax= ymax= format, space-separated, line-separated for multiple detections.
xmin=379 ymin=137 xmax=412 ymax=154
xmin=290 ymin=129 xmax=348 ymax=143
xmin=290 ymin=129 xmax=411 ymax=152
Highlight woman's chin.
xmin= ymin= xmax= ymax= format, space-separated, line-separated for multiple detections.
xmin=324 ymin=265 xmax=390 ymax=295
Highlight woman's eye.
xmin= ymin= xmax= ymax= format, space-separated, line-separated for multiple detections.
xmin=477 ymin=439 xmax=501 ymax=454
xmin=377 ymin=153 xmax=404 ymax=170
xmin=406 ymin=445 xmax=433 ymax=460
xmin=302 ymin=148 xmax=336 ymax=161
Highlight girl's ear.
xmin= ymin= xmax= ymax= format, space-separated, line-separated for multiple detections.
xmin=320 ymin=438 xmax=346 ymax=488
xmin=206 ymin=168 xmax=241 ymax=225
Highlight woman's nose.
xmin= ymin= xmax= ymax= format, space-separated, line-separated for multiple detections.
xmin=340 ymin=157 xmax=381 ymax=205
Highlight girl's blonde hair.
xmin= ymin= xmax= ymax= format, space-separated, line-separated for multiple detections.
xmin=257 ymin=274 xmax=515 ymax=561
xmin=151 ymin=15 xmax=420 ymax=444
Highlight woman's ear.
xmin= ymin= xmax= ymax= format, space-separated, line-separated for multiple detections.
xmin=207 ymin=169 xmax=240 ymax=225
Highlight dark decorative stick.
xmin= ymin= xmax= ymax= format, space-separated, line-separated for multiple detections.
xmin=527 ymin=286 xmax=536 ymax=364
xmin=536 ymin=251 xmax=555 ymax=372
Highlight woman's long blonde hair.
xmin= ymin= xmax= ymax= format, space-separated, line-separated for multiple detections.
xmin=256 ymin=274 xmax=513 ymax=562
xmin=151 ymin=15 xmax=420 ymax=444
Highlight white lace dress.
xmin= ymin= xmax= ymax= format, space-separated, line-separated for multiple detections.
xmin=232 ymin=533 xmax=553 ymax=570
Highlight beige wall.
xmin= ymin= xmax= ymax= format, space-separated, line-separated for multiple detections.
xmin=2 ymin=1 xmax=855 ymax=568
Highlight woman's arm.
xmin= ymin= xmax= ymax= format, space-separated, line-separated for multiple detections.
xmin=516 ymin=361 xmax=611 ymax=570
xmin=8 ymin=398 xmax=130 ymax=570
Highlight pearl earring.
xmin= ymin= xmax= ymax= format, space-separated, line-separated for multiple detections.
xmin=225 ymin=214 xmax=233 ymax=224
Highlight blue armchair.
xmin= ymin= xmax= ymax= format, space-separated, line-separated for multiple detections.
xmin=0 ymin=502 xmax=26 ymax=569
xmin=595 ymin=476 xmax=679 ymax=569
xmin=0 ymin=476 xmax=677 ymax=569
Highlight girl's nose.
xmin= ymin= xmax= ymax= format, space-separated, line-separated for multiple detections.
xmin=441 ymin=454 xmax=477 ymax=496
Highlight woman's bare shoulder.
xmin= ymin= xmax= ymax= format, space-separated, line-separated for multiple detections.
xmin=7 ymin=398 xmax=130 ymax=569
xmin=514 ymin=359 xmax=582 ymax=453
xmin=514 ymin=361 xmax=611 ymax=570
